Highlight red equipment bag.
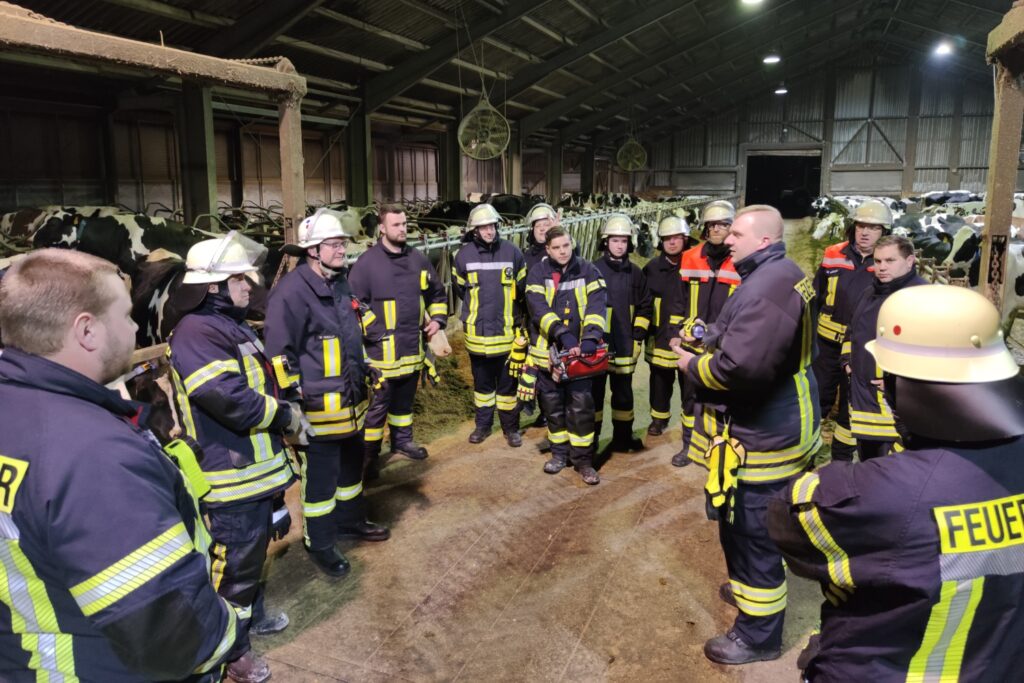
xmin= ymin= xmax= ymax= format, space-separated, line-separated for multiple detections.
xmin=550 ymin=344 xmax=611 ymax=382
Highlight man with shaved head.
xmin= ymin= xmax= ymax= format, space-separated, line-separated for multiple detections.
xmin=673 ymin=205 xmax=821 ymax=665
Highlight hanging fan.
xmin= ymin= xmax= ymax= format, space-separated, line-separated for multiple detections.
xmin=616 ymin=137 xmax=648 ymax=172
xmin=458 ymin=96 xmax=510 ymax=160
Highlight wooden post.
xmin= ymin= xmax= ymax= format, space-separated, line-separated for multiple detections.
xmin=179 ymin=83 xmax=217 ymax=229
xmin=277 ymin=92 xmax=305 ymax=247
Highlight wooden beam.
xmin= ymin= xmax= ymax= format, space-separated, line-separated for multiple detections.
xmin=178 ymin=85 xmax=217 ymax=229
xmin=199 ymin=0 xmax=324 ymax=59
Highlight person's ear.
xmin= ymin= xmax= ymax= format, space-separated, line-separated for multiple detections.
xmin=70 ymin=311 xmax=102 ymax=353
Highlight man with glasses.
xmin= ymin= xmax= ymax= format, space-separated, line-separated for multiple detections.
xmin=812 ymin=199 xmax=891 ymax=462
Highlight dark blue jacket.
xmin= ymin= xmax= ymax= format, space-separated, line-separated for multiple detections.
xmin=525 ymin=254 xmax=606 ymax=371
xmin=642 ymin=253 xmax=687 ymax=369
xmin=452 ymin=237 xmax=527 ymax=356
xmin=814 ymin=241 xmax=876 ymax=344
xmin=685 ymin=242 xmax=821 ymax=483
xmin=167 ymin=295 xmax=295 ymax=507
xmin=0 ymin=348 xmax=240 ymax=681
xmin=771 ymin=436 xmax=1024 ymax=682
xmin=594 ymin=253 xmax=652 ymax=374
xmin=264 ymin=261 xmax=368 ymax=439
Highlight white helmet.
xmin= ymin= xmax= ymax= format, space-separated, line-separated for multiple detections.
xmin=701 ymin=200 xmax=736 ymax=226
xmin=288 ymin=209 xmax=359 ymax=253
xmin=183 ymin=231 xmax=267 ymax=284
xmin=657 ymin=215 xmax=689 ymax=238
xmin=601 ymin=214 xmax=635 ymax=238
xmin=526 ymin=203 xmax=558 ymax=225
xmin=468 ymin=203 xmax=502 ymax=228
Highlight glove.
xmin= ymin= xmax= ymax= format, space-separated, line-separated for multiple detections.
xmin=507 ymin=333 xmax=529 ymax=375
xmin=270 ymin=494 xmax=291 ymax=541
xmin=366 ymin=365 xmax=386 ymax=392
xmin=559 ymin=332 xmax=579 ymax=352
xmin=283 ymin=401 xmax=310 ymax=446
xmin=517 ymin=364 xmax=537 ymax=402
xmin=632 ymin=326 xmax=647 ymax=342
xmin=421 ymin=356 xmax=440 ymax=387
xmin=580 ymin=339 xmax=598 ymax=356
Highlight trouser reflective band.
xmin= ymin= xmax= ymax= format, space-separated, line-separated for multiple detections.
xmin=730 ymin=579 xmax=787 ymax=616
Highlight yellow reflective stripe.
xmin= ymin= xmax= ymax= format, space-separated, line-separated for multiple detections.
xmin=569 ymin=432 xmax=594 ymax=447
xmin=832 ymin=423 xmax=856 ymax=445
xmin=336 ymin=483 xmax=363 ymax=501
xmin=365 ymin=426 xmax=385 ymax=442
xmin=496 ymin=395 xmax=518 ymax=411
xmin=730 ymin=579 xmax=787 ymax=616
xmin=467 ymin=282 xmax=480 ymax=329
xmin=525 ymin=284 xmax=545 ymax=294
xmin=323 ymin=337 xmax=342 ymax=377
xmin=303 ymin=497 xmax=336 ymax=517
xmin=473 ymin=391 xmax=497 ymax=407
xmin=791 ymin=472 xmax=820 ymax=505
xmin=387 ymin=413 xmax=413 ymax=427
xmin=653 ymin=297 xmax=661 ymax=327
xmin=202 ymin=452 xmax=292 ymax=503
xmin=210 ymin=542 xmax=227 ymax=592
xmin=420 ymin=270 xmax=428 ymax=290
xmin=696 ymin=354 xmax=726 ymax=391
xmin=583 ymin=314 xmax=605 ymax=330
xmin=907 ymin=578 xmax=985 ymax=683
xmin=194 ymin=600 xmax=239 ymax=674
xmin=796 ymin=491 xmax=854 ymax=588
xmin=825 ymin=274 xmax=838 ymax=306
xmin=383 ymin=300 xmax=397 ymax=330
xmin=183 ymin=359 xmax=241 ymax=394
xmin=611 ymin=409 xmax=634 ymax=421
xmin=841 ymin=340 xmax=852 ymax=355
xmin=548 ymin=429 xmax=569 ymax=444
xmin=428 ymin=302 xmax=447 ymax=317
xmin=586 ymin=279 xmax=603 ymax=294
xmin=170 ymin=367 xmax=198 ymax=438
xmin=70 ymin=523 xmax=191 ymax=616
xmin=682 ymin=413 xmax=695 ymax=429
xmin=795 ymin=370 xmax=813 ymax=444
xmin=650 ymin=408 xmax=671 ymax=420
xmin=689 ymin=280 xmax=700 ymax=318
xmin=594 ymin=410 xmax=604 ymax=422
xmin=271 ymin=356 xmax=300 ymax=389
xmin=254 ymin=395 xmax=277 ymax=431
xmin=817 ymin=313 xmax=846 ymax=342
xmin=539 ymin=312 xmax=560 ymax=336
xmin=452 ymin=267 xmax=466 ymax=286
xmin=634 ymin=315 xmax=650 ymax=331
xmin=360 ymin=309 xmax=377 ymax=333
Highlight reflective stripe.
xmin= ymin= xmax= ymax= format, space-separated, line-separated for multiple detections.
xmin=611 ymin=409 xmax=634 ymax=421
xmin=548 ymin=277 xmax=586 ymax=291
xmin=210 ymin=542 xmax=227 ymax=592
xmin=383 ymin=300 xmax=397 ymax=330
xmin=547 ymin=429 xmax=569 ymax=444
xmin=387 ymin=413 xmax=413 ymax=427
xmin=817 ymin=313 xmax=847 ymax=342
xmin=730 ymin=579 xmax=787 ymax=617
xmin=650 ymin=408 xmax=671 ymax=420
xmin=193 ymin=600 xmax=238 ymax=674
xmin=360 ymin=309 xmax=377 ymax=332
xmin=594 ymin=410 xmax=604 ymax=423
xmin=634 ymin=315 xmax=650 ymax=331
xmin=821 ymin=257 xmax=855 ymax=269
xmin=682 ymin=413 xmax=695 ymax=429
xmin=569 ymin=432 xmax=594 ymax=447
xmin=794 ymin=481 xmax=855 ymax=588
xmin=539 ymin=312 xmax=560 ymax=336
xmin=336 ymin=483 xmax=363 ymax=501
xmin=323 ymin=337 xmax=342 ymax=377
xmin=586 ymin=279 xmax=604 ymax=294
xmin=496 ymin=394 xmax=518 ymax=411
xmin=420 ymin=270 xmax=428 ymax=290
xmin=365 ymin=426 xmax=385 ymax=442
xmin=906 ymin=578 xmax=984 ymax=683
xmin=203 ymin=452 xmax=292 ymax=504
xmin=583 ymin=314 xmax=605 ymax=330
xmin=70 ymin=523 xmax=192 ymax=616
xmin=271 ymin=355 xmax=300 ymax=389
xmin=428 ymin=302 xmax=447 ymax=317
xmin=183 ymin=359 xmax=241 ymax=394
xmin=832 ymin=423 xmax=856 ymax=445
xmin=465 ymin=261 xmax=513 ymax=271
xmin=473 ymin=391 xmax=497 ymax=408
xmin=696 ymin=354 xmax=727 ymax=391
xmin=303 ymin=497 xmax=336 ymax=518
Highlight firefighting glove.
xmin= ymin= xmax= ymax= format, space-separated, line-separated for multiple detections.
xmin=580 ymin=339 xmax=598 ymax=356
xmin=421 ymin=356 xmax=440 ymax=387
xmin=366 ymin=365 xmax=386 ymax=393
xmin=632 ymin=326 xmax=647 ymax=342
xmin=559 ymin=332 xmax=579 ymax=352
xmin=283 ymin=401 xmax=310 ymax=447
xmin=270 ymin=493 xmax=291 ymax=541
xmin=507 ymin=332 xmax=529 ymax=375
xmin=162 ymin=437 xmax=211 ymax=501
xmin=517 ymin=363 xmax=537 ymax=402
xmin=703 ymin=434 xmax=746 ymax=524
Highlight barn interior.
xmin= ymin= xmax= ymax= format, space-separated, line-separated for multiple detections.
xmin=1 ymin=0 xmax=1023 ymax=681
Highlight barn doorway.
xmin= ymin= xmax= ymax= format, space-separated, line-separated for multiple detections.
xmin=744 ymin=150 xmax=822 ymax=218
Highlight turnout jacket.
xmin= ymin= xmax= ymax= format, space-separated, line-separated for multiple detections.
xmin=840 ymin=269 xmax=926 ymax=442
xmin=525 ymin=254 xmax=607 ymax=370
xmin=264 ymin=260 xmax=369 ymax=439
xmin=348 ymin=240 xmax=448 ymax=378
xmin=0 ymin=348 xmax=240 ymax=682
xmin=452 ymin=237 xmax=527 ymax=356
xmin=642 ymin=252 xmax=687 ymax=369
xmin=676 ymin=241 xmax=741 ymax=353
xmin=168 ymin=296 xmax=295 ymax=507
xmin=685 ymin=243 xmax=821 ymax=483
xmin=769 ymin=437 xmax=1024 ymax=682
xmin=814 ymin=241 xmax=875 ymax=343
xmin=594 ymin=253 xmax=653 ymax=374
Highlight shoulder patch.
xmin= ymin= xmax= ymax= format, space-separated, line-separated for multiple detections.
xmin=0 ymin=454 xmax=29 ymax=514
xmin=794 ymin=277 xmax=815 ymax=304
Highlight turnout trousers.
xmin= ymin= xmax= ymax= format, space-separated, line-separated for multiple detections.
xmin=811 ymin=339 xmax=854 ymax=461
xmin=718 ymin=481 xmax=789 ymax=650
xmin=364 ymin=371 xmax=419 ymax=457
xmin=649 ymin=365 xmax=685 ymax=424
xmin=299 ymin=434 xmax=366 ymax=551
xmin=470 ymin=353 xmax=519 ymax=434
xmin=207 ymin=497 xmax=274 ymax=660
xmin=680 ymin=373 xmax=698 ymax=453
xmin=537 ymin=371 xmax=596 ymax=468
xmin=856 ymin=438 xmax=895 ymax=462
xmin=591 ymin=372 xmax=635 ymax=442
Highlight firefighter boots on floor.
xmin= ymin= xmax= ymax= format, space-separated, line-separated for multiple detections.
xmin=306 ymin=546 xmax=351 ymax=578
xmin=468 ymin=427 xmax=489 ymax=444
xmin=578 ymin=466 xmax=600 ymax=485
xmin=647 ymin=418 xmax=669 ymax=436
xmin=543 ymin=454 xmax=567 ymax=474
xmin=703 ymin=630 xmax=781 ymax=665
xmin=226 ymin=650 xmax=272 ymax=683
xmin=337 ymin=520 xmax=391 ymax=542
xmin=537 ymin=437 xmax=551 ymax=453
xmin=504 ymin=430 xmax=522 ymax=447
xmin=250 ymin=609 xmax=289 ymax=636
xmin=671 ymin=449 xmax=692 ymax=467
xmin=392 ymin=441 xmax=429 ymax=460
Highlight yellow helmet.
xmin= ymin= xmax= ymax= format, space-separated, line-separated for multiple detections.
xmin=866 ymin=285 xmax=1018 ymax=383
xmin=701 ymin=201 xmax=735 ymax=226
xmin=183 ymin=231 xmax=266 ymax=284
xmin=852 ymin=199 xmax=893 ymax=227
xmin=468 ymin=203 xmax=502 ymax=228
xmin=525 ymin=203 xmax=557 ymax=225
xmin=657 ymin=215 xmax=688 ymax=238
xmin=601 ymin=214 xmax=635 ymax=238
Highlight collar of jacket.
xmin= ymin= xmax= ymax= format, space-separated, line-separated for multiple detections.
xmin=202 ymin=289 xmax=248 ymax=322
xmin=656 ymin=253 xmax=681 ymax=271
xmin=735 ymin=241 xmax=786 ymax=277
xmin=527 ymin=242 xmax=545 ymax=255
xmin=843 ymin=242 xmax=873 ymax=266
xmin=470 ymin=235 xmax=501 ymax=253
xmin=0 ymin=347 xmax=142 ymax=419
xmin=703 ymin=241 xmax=731 ymax=270
xmin=872 ymin=266 xmax=921 ymax=296
xmin=550 ymin=254 xmax=580 ymax=277
xmin=601 ymin=253 xmax=631 ymax=272
xmin=297 ymin=258 xmax=339 ymax=298
xmin=377 ymin=239 xmax=409 ymax=259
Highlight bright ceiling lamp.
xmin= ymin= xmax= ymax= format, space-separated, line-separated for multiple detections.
xmin=774 ymin=83 xmax=788 ymax=95
xmin=934 ymin=41 xmax=954 ymax=56
xmin=763 ymin=53 xmax=781 ymax=64
xmin=741 ymin=0 xmax=764 ymax=4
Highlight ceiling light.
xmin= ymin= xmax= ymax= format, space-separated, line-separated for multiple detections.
xmin=763 ymin=53 xmax=781 ymax=64
xmin=774 ymin=83 xmax=788 ymax=95
xmin=934 ymin=41 xmax=953 ymax=56
xmin=741 ymin=0 xmax=764 ymax=4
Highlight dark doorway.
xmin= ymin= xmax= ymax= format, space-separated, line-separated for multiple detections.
xmin=744 ymin=153 xmax=822 ymax=218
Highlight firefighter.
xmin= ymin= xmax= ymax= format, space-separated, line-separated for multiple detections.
xmin=674 ymin=205 xmax=820 ymax=665
xmin=525 ymin=227 xmax=607 ymax=485
xmin=520 ymin=202 xmax=560 ymax=435
xmin=349 ymin=205 xmax=448 ymax=476
xmin=768 ymin=285 xmax=1024 ymax=682
xmin=591 ymin=214 xmax=653 ymax=454
xmin=672 ymin=200 xmax=741 ymax=467
xmin=839 ymin=235 xmax=926 ymax=461
xmin=167 ymin=232 xmax=298 ymax=683
xmin=452 ymin=203 xmax=527 ymax=447
xmin=813 ymin=199 xmax=891 ymax=461
xmin=642 ymin=214 xmax=690 ymax=436
xmin=0 ymin=249 xmax=242 ymax=682
xmin=265 ymin=211 xmax=390 ymax=580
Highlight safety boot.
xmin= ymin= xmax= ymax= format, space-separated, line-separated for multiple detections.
xmin=671 ymin=448 xmax=692 ymax=467
xmin=336 ymin=520 xmax=391 ymax=542
xmin=250 ymin=609 xmax=289 ymax=636
xmin=305 ymin=546 xmax=350 ymax=578
xmin=226 ymin=650 xmax=272 ymax=683
xmin=611 ymin=424 xmax=644 ymax=452
xmin=577 ymin=466 xmax=600 ymax=485
xmin=537 ymin=437 xmax=551 ymax=453
xmin=703 ymin=630 xmax=781 ymax=665
xmin=504 ymin=430 xmax=523 ymax=447
xmin=647 ymin=418 xmax=669 ymax=436
xmin=543 ymin=453 xmax=567 ymax=474
xmin=468 ymin=427 xmax=489 ymax=444
xmin=392 ymin=441 xmax=429 ymax=460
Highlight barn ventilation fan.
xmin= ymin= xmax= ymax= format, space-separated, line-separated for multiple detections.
xmin=616 ymin=137 xmax=648 ymax=172
xmin=458 ymin=96 xmax=510 ymax=160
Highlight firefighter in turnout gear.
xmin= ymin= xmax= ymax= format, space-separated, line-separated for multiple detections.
xmin=642 ymin=214 xmax=691 ymax=436
xmin=812 ymin=199 xmax=890 ymax=461
xmin=452 ymin=203 xmax=528 ymax=447
xmin=840 ymin=235 xmax=926 ymax=461
xmin=0 ymin=250 xmax=242 ymax=682
xmin=591 ymin=214 xmax=653 ymax=454
xmin=167 ymin=232 xmax=297 ymax=683
xmin=521 ymin=202 xmax=560 ymax=435
xmin=525 ymin=227 xmax=607 ymax=485
xmin=348 ymin=205 xmax=448 ymax=475
xmin=769 ymin=285 xmax=1024 ymax=683
xmin=265 ymin=211 xmax=390 ymax=580
xmin=674 ymin=206 xmax=820 ymax=665
xmin=671 ymin=201 xmax=741 ymax=468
